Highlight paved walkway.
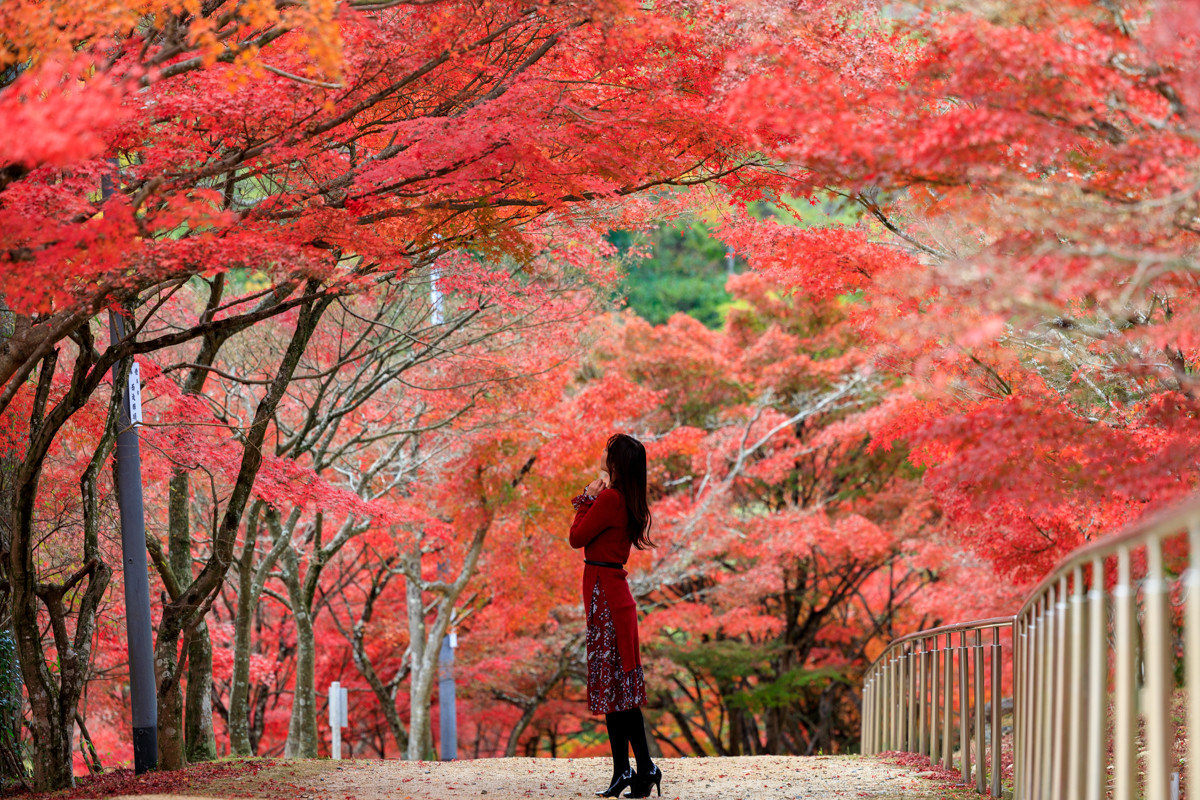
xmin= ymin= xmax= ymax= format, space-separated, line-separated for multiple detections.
xmin=115 ymin=755 xmax=949 ymax=800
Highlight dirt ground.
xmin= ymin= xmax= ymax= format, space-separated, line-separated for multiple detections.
xmin=112 ymin=755 xmax=956 ymax=800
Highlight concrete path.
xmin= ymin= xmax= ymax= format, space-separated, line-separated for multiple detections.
xmin=114 ymin=755 xmax=951 ymax=800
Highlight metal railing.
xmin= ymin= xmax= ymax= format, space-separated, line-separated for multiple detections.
xmin=861 ymin=617 xmax=1012 ymax=795
xmin=860 ymin=497 xmax=1200 ymax=800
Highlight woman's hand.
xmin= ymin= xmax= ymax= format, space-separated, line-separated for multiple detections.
xmin=585 ymin=475 xmax=608 ymax=496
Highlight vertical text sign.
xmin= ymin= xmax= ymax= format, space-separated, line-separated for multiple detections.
xmin=127 ymin=361 xmax=143 ymax=426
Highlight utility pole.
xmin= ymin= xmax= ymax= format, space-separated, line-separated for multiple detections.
xmin=438 ymin=629 xmax=457 ymax=760
xmin=435 ymin=556 xmax=457 ymax=760
xmin=103 ymin=169 xmax=158 ymax=774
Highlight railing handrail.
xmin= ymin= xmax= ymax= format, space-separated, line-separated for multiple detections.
xmin=873 ymin=496 xmax=1200 ymax=667
xmin=865 ymin=616 xmax=1013 ymax=674
xmin=1014 ymin=493 xmax=1200 ymax=619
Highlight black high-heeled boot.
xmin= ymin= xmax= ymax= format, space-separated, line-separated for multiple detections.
xmin=624 ymin=763 xmax=661 ymax=798
xmin=596 ymin=767 xmax=636 ymax=797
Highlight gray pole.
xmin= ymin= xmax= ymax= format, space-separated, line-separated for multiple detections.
xmin=101 ymin=167 xmax=158 ymax=773
xmin=108 ymin=306 xmax=159 ymax=773
xmin=435 ymin=556 xmax=457 ymax=760
xmin=438 ymin=633 xmax=456 ymax=760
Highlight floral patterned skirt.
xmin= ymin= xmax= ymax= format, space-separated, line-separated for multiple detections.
xmin=586 ymin=577 xmax=647 ymax=715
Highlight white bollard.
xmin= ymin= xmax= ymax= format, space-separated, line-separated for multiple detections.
xmin=329 ymin=681 xmax=349 ymax=759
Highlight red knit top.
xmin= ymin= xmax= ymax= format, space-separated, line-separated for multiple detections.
xmin=569 ymin=487 xmax=641 ymax=671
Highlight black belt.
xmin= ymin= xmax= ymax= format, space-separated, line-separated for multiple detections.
xmin=584 ymin=559 xmax=624 ymax=569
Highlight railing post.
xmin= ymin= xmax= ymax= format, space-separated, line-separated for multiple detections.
xmin=871 ymin=677 xmax=878 ymax=754
xmin=1188 ymin=525 xmax=1200 ymax=800
xmin=1114 ymin=548 xmax=1135 ymax=800
xmin=1052 ymin=575 xmax=1069 ymax=798
xmin=918 ymin=640 xmax=928 ymax=757
xmin=1067 ymin=566 xmax=1085 ymax=800
xmin=874 ymin=675 xmax=880 ymax=756
xmin=1144 ymin=538 xmax=1173 ymax=800
xmin=959 ymin=630 xmax=970 ymax=785
xmin=1014 ymin=618 xmax=1024 ymax=800
xmin=879 ymin=666 xmax=886 ymax=753
xmin=991 ymin=627 xmax=1001 ymax=798
xmin=866 ymin=675 xmax=874 ymax=755
xmin=908 ymin=645 xmax=918 ymax=752
xmin=874 ymin=674 xmax=881 ymax=755
xmin=902 ymin=647 xmax=907 ymax=753
xmin=883 ymin=660 xmax=891 ymax=752
xmin=865 ymin=679 xmax=871 ymax=754
xmin=974 ymin=629 xmax=985 ymax=793
xmin=1022 ymin=611 xmax=1036 ymax=800
xmin=870 ymin=677 xmax=876 ymax=755
xmin=1038 ymin=591 xmax=1052 ymax=800
xmin=930 ymin=639 xmax=940 ymax=767
xmin=1085 ymin=558 xmax=1106 ymax=800
xmin=898 ymin=651 xmax=905 ymax=752
xmin=943 ymin=631 xmax=954 ymax=771
xmin=883 ymin=657 xmax=891 ymax=752
xmin=891 ymin=652 xmax=900 ymax=751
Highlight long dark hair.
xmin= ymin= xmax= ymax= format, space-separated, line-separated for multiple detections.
xmin=605 ymin=433 xmax=654 ymax=550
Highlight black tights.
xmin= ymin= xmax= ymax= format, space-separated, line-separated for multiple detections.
xmin=604 ymin=707 xmax=653 ymax=780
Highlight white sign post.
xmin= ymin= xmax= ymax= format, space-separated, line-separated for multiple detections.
xmin=329 ymin=681 xmax=349 ymax=759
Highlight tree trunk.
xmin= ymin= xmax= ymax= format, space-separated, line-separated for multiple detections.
xmin=404 ymin=557 xmax=431 ymax=761
xmin=184 ymin=622 xmax=217 ymax=762
xmin=9 ymin=347 xmax=114 ymax=791
xmin=284 ymin=611 xmax=318 ymax=758
xmin=816 ymin=685 xmax=836 ymax=754
xmin=164 ymin=659 xmax=192 ymax=765
xmin=283 ymin=587 xmax=319 ymax=758
xmin=645 ymin=721 xmax=663 ymax=758
xmin=504 ymin=704 xmax=538 ymax=758
xmin=407 ymin=678 xmax=435 ymax=761
xmin=228 ymin=501 xmax=279 ymax=756
xmin=279 ymin=511 xmax=331 ymax=760
xmin=11 ymin=553 xmax=71 ymax=790
xmin=727 ymin=705 xmax=743 ymax=756
xmin=168 ymin=465 xmax=218 ymax=765
xmin=228 ymin=528 xmax=257 ymax=756
xmin=406 ymin=602 xmax=453 ymax=762
xmin=8 ymin=360 xmax=71 ymax=790
xmin=0 ymin=302 xmax=24 ymax=785
xmin=250 ymin=683 xmax=269 ymax=754
xmin=765 ymin=706 xmax=781 ymax=755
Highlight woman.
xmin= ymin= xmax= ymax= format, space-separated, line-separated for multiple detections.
xmin=569 ymin=433 xmax=662 ymax=799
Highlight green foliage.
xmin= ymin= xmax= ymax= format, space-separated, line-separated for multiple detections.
xmin=610 ymin=222 xmax=733 ymax=329
xmin=663 ymin=638 xmax=846 ymax=714
xmin=733 ymin=666 xmax=847 ymax=712
xmin=663 ymin=639 xmax=772 ymax=685
xmin=611 ymin=196 xmax=861 ymax=330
